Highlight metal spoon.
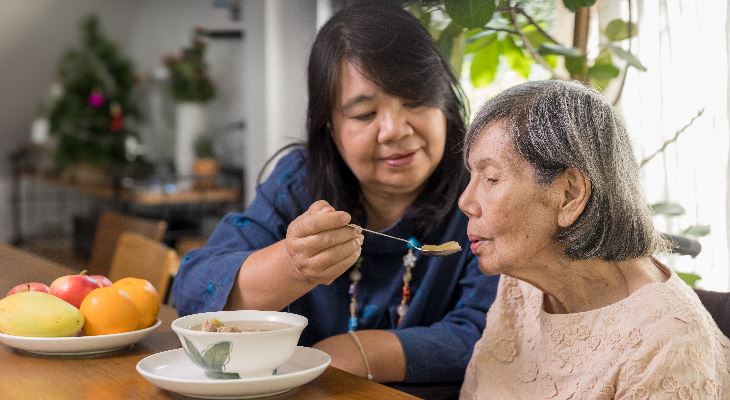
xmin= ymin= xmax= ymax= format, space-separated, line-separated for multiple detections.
xmin=347 ymin=224 xmax=462 ymax=256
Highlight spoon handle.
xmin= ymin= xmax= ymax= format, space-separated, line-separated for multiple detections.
xmin=347 ymin=224 xmax=419 ymax=249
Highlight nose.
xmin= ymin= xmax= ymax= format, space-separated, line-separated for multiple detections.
xmin=377 ymin=106 xmax=414 ymax=144
xmin=458 ymin=177 xmax=480 ymax=218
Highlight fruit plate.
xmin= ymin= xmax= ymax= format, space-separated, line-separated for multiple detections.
xmin=0 ymin=319 xmax=161 ymax=356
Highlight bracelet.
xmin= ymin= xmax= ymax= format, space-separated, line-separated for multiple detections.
xmin=348 ymin=330 xmax=373 ymax=380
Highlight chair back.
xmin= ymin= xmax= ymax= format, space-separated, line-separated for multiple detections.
xmin=695 ymin=289 xmax=730 ymax=339
xmin=108 ymin=232 xmax=179 ymax=300
xmin=86 ymin=211 xmax=167 ymax=276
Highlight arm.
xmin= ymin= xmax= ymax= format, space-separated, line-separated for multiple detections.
xmin=314 ymin=256 xmax=498 ymax=383
xmin=313 ymin=330 xmax=406 ymax=382
xmin=394 ymin=256 xmax=499 ymax=383
xmin=172 ymin=151 xmax=362 ymax=315
xmin=226 ymin=201 xmax=362 ymax=311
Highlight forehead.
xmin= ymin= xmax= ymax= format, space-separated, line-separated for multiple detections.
xmin=467 ymin=122 xmax=520 ymax=168
xmin=337 ymin=61 xmax=378 ymax=98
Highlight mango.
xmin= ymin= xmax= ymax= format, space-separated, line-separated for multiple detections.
xmin=0 ymin=292 xmax=84 ymax=337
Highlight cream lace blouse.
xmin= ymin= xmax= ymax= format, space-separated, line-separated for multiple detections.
xmin=460 ymin=263 xmax=730 ymax=400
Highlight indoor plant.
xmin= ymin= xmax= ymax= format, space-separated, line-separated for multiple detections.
xmin=164 ymin=36 xmax=216 ymax=177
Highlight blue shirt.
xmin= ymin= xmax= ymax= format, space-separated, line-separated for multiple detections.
xmin=172 ymin=149 xmax=499 ymax=383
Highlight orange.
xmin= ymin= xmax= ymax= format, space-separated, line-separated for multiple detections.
xmin=79 ymin=287 xmax=139 ymax=335
xmin=112 ymin=278 xmax=160 ymax=328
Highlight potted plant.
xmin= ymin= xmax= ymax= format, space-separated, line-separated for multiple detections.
xmin=192 ymin=134 xmax=219 ymax=188
xmin=164 ymin=36 xmax=216 ymax=177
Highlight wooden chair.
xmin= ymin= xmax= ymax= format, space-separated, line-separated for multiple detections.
xmin=108 ymin=232 xmax=179 ymax=302
xmin=86 ymin=211 xmax=167 ymax=277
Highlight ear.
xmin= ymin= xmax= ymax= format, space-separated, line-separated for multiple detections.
xmin=556 ymin=167 xmax=590 ymax=228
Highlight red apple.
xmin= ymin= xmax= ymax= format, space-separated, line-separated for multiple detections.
xmin=90 ymin=275 xmax=112 ymax=287
xmin=49 ymin=273 xmax=100 ymax=308
xmin=6 ymin=282 xmax=50 ymax=297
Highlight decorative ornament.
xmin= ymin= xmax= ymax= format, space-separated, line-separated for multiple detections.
xmin=109 ymin=102 xmax=123 ymax=132
xmin=347 ymin=236 xmax=420 ymax=332
xmin=88 ymin=88 xmax=105 ymax=108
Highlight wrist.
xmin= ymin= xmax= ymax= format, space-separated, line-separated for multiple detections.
xmin=348 ymin=330 xmax=373 ymax=380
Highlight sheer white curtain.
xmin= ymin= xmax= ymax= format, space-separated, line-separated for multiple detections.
xmin=620 ymin=0 xmax=730 ymax=290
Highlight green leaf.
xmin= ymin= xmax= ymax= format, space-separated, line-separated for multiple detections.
xmin=437 ymin=21 xmax=466 ymax=78
xmin=444 ymin=0 xmax=497 ymax=29
xmin=470 ymin=39 xmax=500 ymax=87
xmin=182 ymin=336 xmax=206 ymax=368
xmin=564 ymin=56 xmax=586 ymax=78
xmin=465 ymin=32 xmax=497 ymax=54
xmin=202 ymin=341 xmax=233 ymax=372
xmin=562 ymin=0 xmax=597 ymax=12
xmin=682 ymin=225 xmax=711 ymax=237
xmin=651 ymin=202 xmax=686 ymax=216
xmin=605 ymin=19 xmax=638 ymax=41
xmin=587 ymin=62 xmax=620 ymax=80
xmin=543 ymin=54 xmax=558 ymax=69
xmin=677 ymin=272 xmax=702 ymax=287
xmin=611 ymin=46 xmax=648 ymax=71
xmin=525 ymin=29 xmax=549 ymax=49
xmin=538 ymin=43 xmax=583 ymax=58
xmin=501 ymin=36 xmax=531 ymax=78
xmin=592 ymin=78 xmax=611 ymax=92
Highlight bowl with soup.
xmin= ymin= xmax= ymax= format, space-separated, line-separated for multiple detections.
xmin=171 ymin=310 xmax=308 ymax=378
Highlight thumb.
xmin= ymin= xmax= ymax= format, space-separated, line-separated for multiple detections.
xmin=308 ymin=200 xmax=334 ymax=215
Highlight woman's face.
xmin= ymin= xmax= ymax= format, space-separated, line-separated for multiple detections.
xmin=330 ymin=61 xmax=446 ymax=197
xmin=458 ymin=122 xmax=561 ymax=276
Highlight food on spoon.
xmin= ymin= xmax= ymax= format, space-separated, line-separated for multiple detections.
xmin=0 ymin=292 xmax=84 ymax=337
xmin=421 ymin=241 xmax=462 ymax=255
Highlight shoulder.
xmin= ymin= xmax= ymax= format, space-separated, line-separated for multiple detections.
xmin=258 ymin=147 xmax=309 ymax=194
xmin=615 ymin=276 xmax=730 ymax=391
xmin=267 ymin=147 xmax=308 ymax=182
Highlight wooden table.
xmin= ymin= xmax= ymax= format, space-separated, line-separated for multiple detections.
xmin=0 ymin=244 xmax=418 ymax=399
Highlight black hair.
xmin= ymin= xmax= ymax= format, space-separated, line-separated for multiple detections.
xmin=305 ymin=1 xmax=468 ymax=240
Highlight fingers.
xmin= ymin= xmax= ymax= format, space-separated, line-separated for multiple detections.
xmin=295 ymin=225 xmax=360 ymax=255
xmin=285 ymin=200 xmax=365 ymax=285
xmin=301 ymin=238 xmax=363 ymax=285
xmin=291 ymin=201 xmax=352 ymax=238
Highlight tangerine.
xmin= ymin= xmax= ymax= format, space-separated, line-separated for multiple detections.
xmin=112 ymin=278 xmax=160 ymax=328
xmin=79 ymin=287 xmax=139 ymax=335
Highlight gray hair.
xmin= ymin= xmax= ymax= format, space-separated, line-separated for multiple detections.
xmin=465 ymin=80 xmax=665 ymax=261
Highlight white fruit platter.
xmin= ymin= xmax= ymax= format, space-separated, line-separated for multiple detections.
xmin=0 ymin=319 xmax=161 ymax=356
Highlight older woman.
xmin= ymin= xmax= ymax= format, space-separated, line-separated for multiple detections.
xmin=458 ymin=80 xmax=730 ymax=399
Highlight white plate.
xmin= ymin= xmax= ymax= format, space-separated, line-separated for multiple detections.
xmin=0 ymin=319 xmax=161 ymax=355
xmin=136 ymin=346 xmax=331 ymax=399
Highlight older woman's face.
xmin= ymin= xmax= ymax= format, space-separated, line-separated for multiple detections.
xmin=330 ymin=61 xmax=446 ymax=197
xmin=458 ymin=122 xmax=561 ymax=276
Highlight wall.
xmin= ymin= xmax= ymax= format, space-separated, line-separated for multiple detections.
xmin=0 ymin=0 xmax=247 ymax=242
xmin=241 ymin=0 xmax=317 ymax=201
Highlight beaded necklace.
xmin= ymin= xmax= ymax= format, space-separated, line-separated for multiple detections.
xmin=348 ymin=237 xmax=420 ymax=331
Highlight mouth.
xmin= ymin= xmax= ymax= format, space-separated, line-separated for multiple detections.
xmin=467 ymin=234 xmax=490 ymax=254
xmin=382 ymin=150 xmax=418 ymax=167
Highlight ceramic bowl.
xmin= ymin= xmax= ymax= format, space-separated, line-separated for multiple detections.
xmin=171 ymin=310 xmax=308 ymax=378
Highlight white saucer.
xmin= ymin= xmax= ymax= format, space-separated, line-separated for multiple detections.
xmin=0 ymin=319 xmax=161 ymax=356
xmin=136 ymin=346 xmax=331 ymax=399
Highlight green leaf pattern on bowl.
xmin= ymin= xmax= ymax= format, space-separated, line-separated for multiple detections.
xmin=182 ymin=336 xmax=233 ymax=372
